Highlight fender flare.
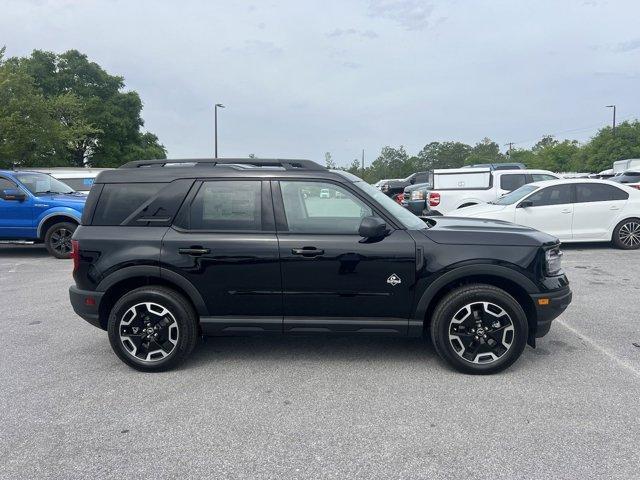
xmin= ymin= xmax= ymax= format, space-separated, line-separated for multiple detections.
xmin=412 ymin=264 xmax=539 ymax=321
xmin=36 ymin=210 xmax=82 ymax=237
xmin=96 ymin=265 xmax=208 ymax=316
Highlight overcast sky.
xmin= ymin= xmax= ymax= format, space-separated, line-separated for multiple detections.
xmin=2 ymin=0 xmax=639 ymax=166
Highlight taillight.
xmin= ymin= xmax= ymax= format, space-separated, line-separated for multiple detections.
xmin=631 ymin=184 xmax=640 ymax=190
xmin=396 ymin=193 xmax=404 ymax=204
xmin=428 ymin=192 xmax=441 ymax=207
xmin=71 ymin=240 xmax=80 ymax=272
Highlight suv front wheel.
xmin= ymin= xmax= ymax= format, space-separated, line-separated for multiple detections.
xmin=107 ymin=286 xmax=198 ymax=372
xmin=430 ymin=284 xmax=528 ymax=374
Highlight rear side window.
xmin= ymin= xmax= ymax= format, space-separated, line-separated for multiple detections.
xmin=189 ymin=180 xmax=262 ymax=231
xmin=500 ymin=174 xmax=527 ymax=191
xmin=92 ymin=183 xmax=164 ymax=225
xmin=576 ymin=183 xmax=628 ymax=203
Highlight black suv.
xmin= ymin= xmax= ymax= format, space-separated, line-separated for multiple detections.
xmin=69 ymin=158 xmax=572 ymax=374
xmin=379 ymin=171 xmax=431 ymax=198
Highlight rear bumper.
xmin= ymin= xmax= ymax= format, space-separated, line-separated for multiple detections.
xmin=530 ymin=286 xmax=572 ymax=338
xmin=69 ymin=285 xmax=105 ymax=330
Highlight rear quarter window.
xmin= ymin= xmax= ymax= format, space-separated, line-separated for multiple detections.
xmin=92 ymin=183 xmax=164 ymax=225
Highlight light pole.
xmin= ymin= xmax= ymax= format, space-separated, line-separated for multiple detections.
xmin=215 ymin=103 xmax=225 ymax=157
xmin=606 ymin=105 xmax=616 ymax=135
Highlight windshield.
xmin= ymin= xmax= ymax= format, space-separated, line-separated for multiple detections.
xmin=352 ymin=181 xmax=427 ymax=230
xmin=15 ymin=173 xmax=75 ymax=195
xmin=493 ymin=184 xmax=539 ymax=205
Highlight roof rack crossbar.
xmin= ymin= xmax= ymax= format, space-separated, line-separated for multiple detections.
xmin=120 ymin=158 xmax=326 ymax=171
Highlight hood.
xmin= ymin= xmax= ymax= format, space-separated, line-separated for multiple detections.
xmin=421 ymin=216 xmax=558 ymax=247
xmin=448 ymin=202 xmax=509 ymax=218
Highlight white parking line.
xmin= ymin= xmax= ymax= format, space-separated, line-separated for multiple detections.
xmin=557 ymin=319 xmax=640 ymax=379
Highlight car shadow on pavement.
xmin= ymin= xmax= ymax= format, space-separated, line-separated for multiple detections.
xmin=560 ymin=242 xmax=613 ymax=250
xmin=185 ymin=335 xmax=438 ymax=367
xmin=0 ymin=244 xmax=50 ymax=258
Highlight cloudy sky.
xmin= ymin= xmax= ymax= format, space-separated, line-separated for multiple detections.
xmin=2 ymin=0 xmax=639 ymax=166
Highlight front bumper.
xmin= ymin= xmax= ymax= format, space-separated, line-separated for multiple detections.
xmin=530 ymin=286 xmax=572 ymax=338
xmin=69 ymin=285 xmax=105 ymax=330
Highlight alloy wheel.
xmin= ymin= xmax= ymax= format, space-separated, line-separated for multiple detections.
xmin=119 ymin=302 xmax=179 ymax=362
xmin=50 ymin=228 xmax=73 ymax=255
xmin=618 ymin=221 xmax=640 ymax=248
xmin=448 ymin=302 xmax=514 ymax=364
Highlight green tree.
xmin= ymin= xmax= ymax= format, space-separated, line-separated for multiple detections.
xmin=416 ymin=141 xmax=471 ymax=170
xmin=0 ymin=48 xmax=165 ymax=167
xmin=464 ymin=138 xmax=505 ymax=165
xmin=578 ymin=121 xmax=640 ymax=172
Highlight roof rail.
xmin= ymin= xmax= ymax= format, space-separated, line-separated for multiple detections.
xmin=119 ymin=158 xmax=326 ymax=171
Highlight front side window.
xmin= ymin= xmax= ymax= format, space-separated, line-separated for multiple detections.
xmin=14 ymin=172 xmax=74 ymax=195
xmin=526 ymin=185 xmax=572 ymax=207
xmin=500 ymin=174 xmax=527 ymax=192
xmin=576 ymin=183 xmax=628 ymax=203
xmin=280 ymin=181 xmax=374 ymax=234
xmin=190 ymin=180 xmax=262 ymax=231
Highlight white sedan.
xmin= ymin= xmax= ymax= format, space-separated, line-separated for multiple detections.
xmin=448 ymin=179 xmax=640 ymax=249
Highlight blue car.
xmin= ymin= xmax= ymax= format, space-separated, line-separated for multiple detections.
xmin=0 ymin=170 xmax=86 ymax=258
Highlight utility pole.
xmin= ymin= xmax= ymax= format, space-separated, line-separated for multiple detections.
xmin=361 ymin=149 xmax=365 ymax=177
xmin=505 ymin=142 xmax=514 ymax=157
xmin=214 ymin=103 xmax=225 ymax=157
xmin=606 ymin=105 xmax=616 ymax=135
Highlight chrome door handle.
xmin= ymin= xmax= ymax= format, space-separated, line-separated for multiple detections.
xmin=610 ymin=206 xmax=620 ymax=210
xmin=561 ymin=209 xmax=572 ymax=214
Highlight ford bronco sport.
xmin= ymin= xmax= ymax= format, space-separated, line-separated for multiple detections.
xmin=69 ymin=158 xmax=572 ymax=374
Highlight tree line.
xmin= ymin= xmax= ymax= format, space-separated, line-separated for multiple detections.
xmin=339 ymin=122 xmax=640 ymax=183
xmin=0 ymin=48 xmax=166 ymax=169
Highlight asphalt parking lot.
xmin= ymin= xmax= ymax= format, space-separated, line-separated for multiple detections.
xmin=1 ymin=244 xmax=639 ymax=479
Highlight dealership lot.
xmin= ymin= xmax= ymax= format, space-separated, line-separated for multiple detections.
xmin=1 ymin=244 xmax=639 ymax=479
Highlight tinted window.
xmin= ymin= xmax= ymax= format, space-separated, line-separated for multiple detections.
xmin=531 ymin=174 xmax=558 ymax=182
xmin=93 ymin=183 xmax=164 ymax=225
xmin=280 ymin=181 xmax=374 ymax=234
xmin=576 ymin=183 xmax=628 ymax=203
xmin=526 ymin=185 xmax=572 ymax=207
xmin=500 ymin=174 xmax=527 ymax=191
xmin=189 ymin=181 xmax=261 ymax=231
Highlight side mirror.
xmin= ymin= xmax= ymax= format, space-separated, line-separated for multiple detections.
xmin=0 ymin=188 xmax=26 ymax=202
xmin=410 ymin=177 xmax=416 ymax=184
xmin=358 ymin=216 xmax=388 ymax=240
xmin=517 ymin=200 xmax=533 ymax=208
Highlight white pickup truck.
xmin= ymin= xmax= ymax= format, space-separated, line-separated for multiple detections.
xmin=425 ymin=168 xmax=559 ymax=215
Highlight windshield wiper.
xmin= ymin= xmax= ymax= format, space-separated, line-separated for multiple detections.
xmin=35 ymin=190 xmax=74 ymax=195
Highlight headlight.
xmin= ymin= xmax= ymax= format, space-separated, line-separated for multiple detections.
xmin=545 ymin=247 xmax=563 ymax=276
xmin=411 ymin=190 xmax=425 ymax=200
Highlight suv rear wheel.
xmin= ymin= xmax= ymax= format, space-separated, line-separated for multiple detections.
xmin=107 ymin=286 xmax=198 ymax=372
xmin=44 ymin=221 xmax=76 ymax=259
xmin=430 ymin=284 xmax=528 ymax=374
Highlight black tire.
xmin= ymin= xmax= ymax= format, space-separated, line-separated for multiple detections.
xmin=44 ymin=221 xmax=76 ymax=259
xmin=612 ymin=218 xmax=640 ymax=250
xmin=107 ymin=286 xmax=198 ymax=372
xmin=430 ymin=284 xmax=528 ymax=375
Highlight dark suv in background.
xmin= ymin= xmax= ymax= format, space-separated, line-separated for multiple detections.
xmin=379 ymin=171 xmax=431 ymax=198
xmin=69 ymin=159 xmax=571 ymax=374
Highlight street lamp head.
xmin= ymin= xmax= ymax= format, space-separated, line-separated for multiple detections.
xmin=606 ymin=105 xmax=615 ymax=108
xmin=216 ymin=103 xmax=225 ymax=108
